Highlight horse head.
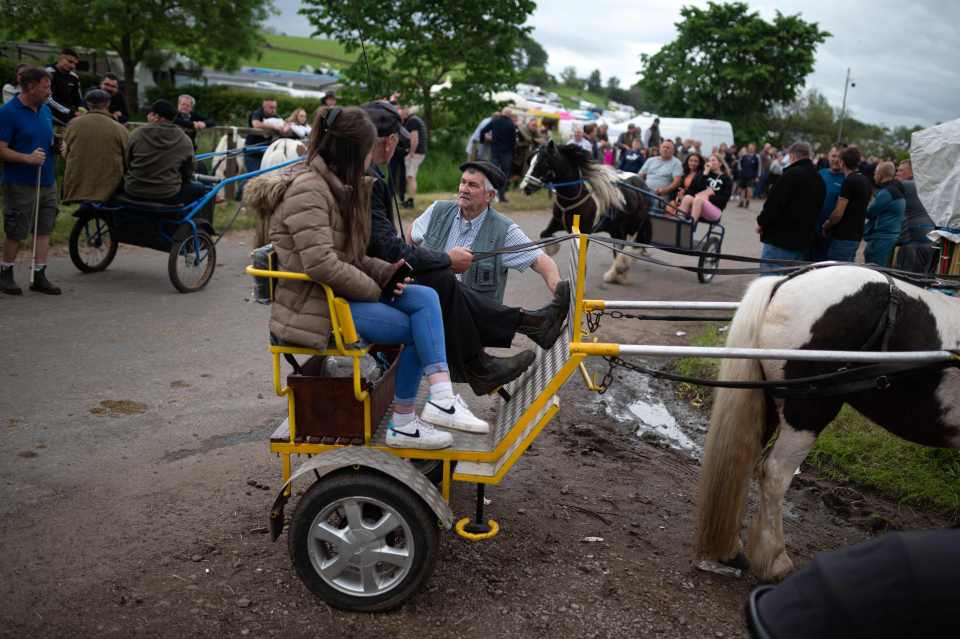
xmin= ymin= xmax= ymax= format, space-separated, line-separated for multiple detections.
xmin=520 ymin=140 xmax=575 ymax=195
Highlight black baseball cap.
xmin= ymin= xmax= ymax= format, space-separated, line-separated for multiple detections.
xmin=149 ymin=99 xmax=177 ymax=121
xmin=361 ymin=100 xmax=410 ymax=139
xmin=459 ymin=160 xmax=506 ymax=192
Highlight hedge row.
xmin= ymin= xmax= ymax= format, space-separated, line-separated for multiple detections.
xmin=145 ymin=84 xmax=328 ymax=127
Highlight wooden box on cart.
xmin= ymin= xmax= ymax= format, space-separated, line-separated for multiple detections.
xmin=287 ymin=346 xmax=400 ymax=442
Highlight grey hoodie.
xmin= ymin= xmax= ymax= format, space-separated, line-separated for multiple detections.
xmin=124 ymin=121 xmax=195 ymax=200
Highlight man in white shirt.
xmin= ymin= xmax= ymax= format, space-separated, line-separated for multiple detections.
xmin=639 ymin=139 xmax=684 ymax=207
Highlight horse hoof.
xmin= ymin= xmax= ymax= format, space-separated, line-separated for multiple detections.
xmin=544 ymin=242 xmax=560 ymax=257
xmin=602 ymin=269 xmax=621 ymax=284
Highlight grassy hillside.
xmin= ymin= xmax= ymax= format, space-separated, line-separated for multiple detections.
xmin=242 ymin=33 xmax=357 ymax=71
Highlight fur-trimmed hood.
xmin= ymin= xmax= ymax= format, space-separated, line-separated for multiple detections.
xmin=244 ymin=163 xmax=306 ymax=247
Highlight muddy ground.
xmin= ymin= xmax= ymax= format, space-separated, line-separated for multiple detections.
xmin=1 ymin=208 xmax=952 ymax=638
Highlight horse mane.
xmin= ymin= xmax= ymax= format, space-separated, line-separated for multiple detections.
xmin=557 ymin=143 xmax=626 ymax=211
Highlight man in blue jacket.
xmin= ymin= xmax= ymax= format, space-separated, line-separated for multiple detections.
xmin=863 ymin=161 xmax=906 ymax=266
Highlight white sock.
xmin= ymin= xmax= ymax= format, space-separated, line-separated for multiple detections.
xmin=33 ymin=263 xmax=46 ymax=272
xmin=429 ymin=381 xmax=454 ymax=404
xmin=391 ymin=411 xmax=415 ymax=428
xmin=0 ymin=262 xmax=13 ymax=268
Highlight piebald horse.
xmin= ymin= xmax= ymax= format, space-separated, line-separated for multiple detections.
xmin=695 ymin=265 xmax=959 ymax=581
xmin=519 ymin=141 xmax=651 ymax=284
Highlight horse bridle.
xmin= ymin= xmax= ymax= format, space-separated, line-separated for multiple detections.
xmin=525 ymin=148 xmax=595 ymax=213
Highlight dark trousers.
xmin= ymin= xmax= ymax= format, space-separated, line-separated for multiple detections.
xmin=413 ymin=267 xmax=520 ymax=381
xmin=493 ymin=149 xmax=514 ymax=200
xmin=158 ymin=182 xmax=214 ymax=222
xmin=388 ymin=151 xmax=406 ymax=201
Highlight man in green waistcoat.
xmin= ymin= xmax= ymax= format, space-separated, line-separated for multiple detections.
xmin=410 ymin=161 xmax=560 ymax=304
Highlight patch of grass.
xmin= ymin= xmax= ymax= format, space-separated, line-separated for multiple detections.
xmin=548 ymin=84 xmax=612 ymax=111
xmin=675 ymin=326 xmax=960 ymax=517
xmin=673 ymin=326 xmax=723 ymax=409
xmin=809 ymin=409 xmax=960 ymax=517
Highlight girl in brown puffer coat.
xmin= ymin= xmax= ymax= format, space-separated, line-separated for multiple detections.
xmin=264 ymin=106 xmax=489 ymax=450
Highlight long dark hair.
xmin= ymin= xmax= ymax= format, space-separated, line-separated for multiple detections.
xmin=682 ymin=152 xmax=703 ymax=176
xmin=307 ymin=106 xmax=377 ymax=262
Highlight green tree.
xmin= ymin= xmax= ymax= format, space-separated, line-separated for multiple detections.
xmin=301 ymin=0 xmax=535 ymax=141
xmin=560 ymin=65 xmax=580 ymax=89
xmin=586 ymin=69 xmax=603 ymax=94
xmin=514 ymin=34 xmax=549 ymax=71
xmin=638 ymin=1 xmax=829 ymax=141
xmin=15 ymin=0 xmax=274 ymax=111
xmin=606 ymin=76 xmax=621 ymax=94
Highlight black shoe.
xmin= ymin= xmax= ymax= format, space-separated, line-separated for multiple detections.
xmin=517 ymin=280 xmax=570 ymax=349
xmin=401 ymin=198 xmax=415 ymax=209
xmin=462 ymin=350 xmax=536 ymax=396
xmin=0 ymin=265 xmax=22 ymax=295
xmin=29 ymin=267 xmax=61 ymax=295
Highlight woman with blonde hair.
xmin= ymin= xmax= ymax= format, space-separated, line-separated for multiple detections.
xmin=286 ymin=107 xmax=311 ymax=139
xmin=264 ymin=106 xmax=489 ymax=449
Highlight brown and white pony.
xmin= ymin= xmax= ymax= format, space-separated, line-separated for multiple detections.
xmin=695 ymin=265 xmax=959 ymax=581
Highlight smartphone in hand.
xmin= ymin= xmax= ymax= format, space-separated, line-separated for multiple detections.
xmin=382 ymin=262 xmax=414 ymax=302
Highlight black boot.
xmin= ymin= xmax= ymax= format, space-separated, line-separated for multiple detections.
xmin=29 ymin=267 xmax=61 ymax=295
xmin=517 ymin=280 xmax=571 ymax=349
xmin=0 ymin=265 xmax=22 ymax=295
xmin=462 ymin=350 xmax=536 ymax=396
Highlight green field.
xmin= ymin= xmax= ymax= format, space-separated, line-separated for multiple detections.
xmin=242 ymin=33 xmax=357 ymax=71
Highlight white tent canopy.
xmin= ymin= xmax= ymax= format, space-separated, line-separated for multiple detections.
xmin=910 ymin=117 xmax=960 ymax=231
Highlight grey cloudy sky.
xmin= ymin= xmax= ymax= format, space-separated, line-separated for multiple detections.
xmin=267 ymin=0 xmax=960 ymax=129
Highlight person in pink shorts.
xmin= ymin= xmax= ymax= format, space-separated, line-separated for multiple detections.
xmin=676 ymin=153 xmax=733 ymax=223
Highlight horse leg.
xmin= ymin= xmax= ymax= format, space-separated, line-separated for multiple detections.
xmin=541 ymin=210 xmax=565 ymax=256
xmin=747 ymin=399 xmax=841 ymax=581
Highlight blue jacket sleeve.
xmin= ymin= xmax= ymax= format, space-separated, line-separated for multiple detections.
xmin=367 ymin=176 xmax=451 ymax=273
xmin=866 ymin=189 xmax=891 ymax=220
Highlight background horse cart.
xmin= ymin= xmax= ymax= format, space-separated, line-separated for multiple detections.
xmin=67 ymin=146 xmax=289 ymax=293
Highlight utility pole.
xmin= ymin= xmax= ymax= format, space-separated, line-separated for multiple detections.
xmin=836 ymin=68 xmax=854 ymax=144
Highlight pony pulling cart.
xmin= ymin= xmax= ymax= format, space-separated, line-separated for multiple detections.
xmin=519 ymin=140 xmax=726 ymax=284
xmin=247 ymin=215 xmax=959 ymax=611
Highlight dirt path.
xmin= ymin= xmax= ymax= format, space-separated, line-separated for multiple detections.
xmin=0 ymin=208 xmax=950 ymax=638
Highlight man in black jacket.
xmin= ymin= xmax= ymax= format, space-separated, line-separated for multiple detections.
xmin=45 ymin=48 xmax=84 ymax=126
xmin=362 ymin=101 xmax=569 ymax=396
xmin=479 ymin=107 xmax=517 ymax=203
xmin=756 ymin=142 xmax=825 ymax=270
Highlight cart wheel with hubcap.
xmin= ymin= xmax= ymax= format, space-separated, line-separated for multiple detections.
xmin=69 ymin=214 xmax=118 ymax=273
xmin=168 ymin=230 xmax=216 ymax=293
xmin=288 ymin=470 xmax=439 ymax=612
xmin=698 ymin=235 xmax=722 ymax=283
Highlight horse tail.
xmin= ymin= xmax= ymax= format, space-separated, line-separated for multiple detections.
xmin=695 ymin=274 xmax=783 ymax=562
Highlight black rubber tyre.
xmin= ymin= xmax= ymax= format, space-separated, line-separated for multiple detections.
xmin=698 ymin=236 xmax=722 ymax=284
xmin=288 ymin=469 xmax=439 ymax=612
xmin=69 ymin=214 xmax=118 ymax=273
xmin=168 ymin=230 xmax=216 ymax=293
xmin=411 ymin=459 xmax=457 ymax=486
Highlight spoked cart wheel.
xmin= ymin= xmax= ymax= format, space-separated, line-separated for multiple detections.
xmin=698 ymin=235 xmax=722 ymax=284
xmin=69 ymin=213 xmax=118 ymax=273
xmin=288 ymin=470 xmax=439 ymax=612
xmin=168 ymin=230 xmax=216 ymax=293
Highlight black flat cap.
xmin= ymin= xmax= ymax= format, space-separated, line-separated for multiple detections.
xmin=459 ymin=160 xmax=506 ymax=191
xmin=149 ymin=99 xmax=177 ymax=121
xmin=361 ymin=100 xmax=410 ymax=139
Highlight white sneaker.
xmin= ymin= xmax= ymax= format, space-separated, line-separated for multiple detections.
xmin=385 ymin=415 xmax=453 ymax=450
xmin=421 ymin=394 xmax=490 ymax=434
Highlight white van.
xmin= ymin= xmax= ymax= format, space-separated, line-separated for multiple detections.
xmin=608 ymin=116 xmax=734 ymax=155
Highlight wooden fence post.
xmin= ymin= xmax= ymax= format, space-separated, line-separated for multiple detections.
xmin=225 ymin=128 xmax=239 ymax=201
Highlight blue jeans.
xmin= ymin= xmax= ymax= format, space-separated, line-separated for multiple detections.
xmin=349 ymin=285 xmax=448 ymax=405
xmin=760 ymin=243 xmax=808 ymax=274
xmin=864 ymin=236 xmax=897 ymax=266
xmin=826 ymin=239 xmax=859 ymax=263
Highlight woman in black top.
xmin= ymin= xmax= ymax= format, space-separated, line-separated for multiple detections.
xmin=677 ymin=153 xmax=733 ymax=223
